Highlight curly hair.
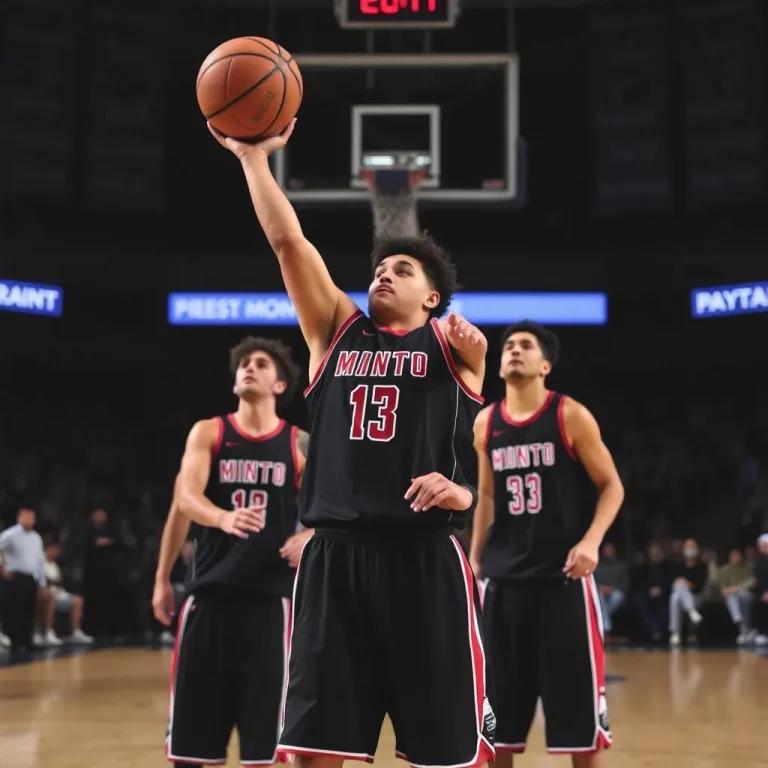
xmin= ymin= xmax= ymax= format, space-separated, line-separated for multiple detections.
xmin=370 ymin=233 xmax=460 ymax=318
xmin=229 ymin=336 xmax=301 ymax=406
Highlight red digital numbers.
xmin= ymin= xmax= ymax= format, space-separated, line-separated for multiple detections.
xmin=359 ymin=0 xmax=437 ymax=15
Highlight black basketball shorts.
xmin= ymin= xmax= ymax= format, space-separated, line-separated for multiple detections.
xmin=479 ymin=576 xmax=612 ymax=755
xmin=165 ymin=587 xmax=292 ymax=765
xmin=278 ymin=528 xmax=496 ymax=768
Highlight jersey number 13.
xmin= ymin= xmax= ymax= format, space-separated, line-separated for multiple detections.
xmin=349 ymin=384 xmax=400 ymax=442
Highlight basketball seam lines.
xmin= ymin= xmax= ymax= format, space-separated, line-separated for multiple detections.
xmin=197 ymin=52 xmax=277 ymax=88
xmin=254 ymin=67 xmax=288 ymax=138
xmin=204 ymin=63 xmax=281 ymax=120
xmin=244 ymin=37 xmax=303 ymax=101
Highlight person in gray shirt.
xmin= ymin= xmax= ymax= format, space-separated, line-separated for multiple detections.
xmin=594 ymin=541 xmax=629 ymax=639
xmin=0 ymin=506 xmax=46 ymax=650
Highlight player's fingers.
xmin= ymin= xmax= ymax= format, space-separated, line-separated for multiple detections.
xmin=422 ymin=487 xmax=452 ymax=511
xmin=280 ymin=118 xmax=297 ymax=141
xmin=405 ymin=476 xmax=427 ymax=500
xmin=411 ymin=478 xmax=440 ymax=510
xmin=563 ymin=547 xmax=576 ymax=572
xmin=447 ymin=312 xmax=459 ymax=327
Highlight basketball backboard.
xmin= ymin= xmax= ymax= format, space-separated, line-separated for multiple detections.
xmin=271 ymin=53 xmax=521 ymax=207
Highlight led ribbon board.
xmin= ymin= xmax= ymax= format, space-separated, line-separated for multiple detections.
xmin=168 ymin=292 xmax=607 ymax=326
xmin=691 ymin=281 xmax=768 ymax=319
xmin=0 ymin=280 xmax=63 ymax=317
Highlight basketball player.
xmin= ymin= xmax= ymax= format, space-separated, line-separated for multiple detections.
xmin=165 ymin=335 xmax=311 ymax=767
xmin=209 ymin=121 xmax=495 ymax=768
xmin=469 ymin=321 xmax=624 ymax=767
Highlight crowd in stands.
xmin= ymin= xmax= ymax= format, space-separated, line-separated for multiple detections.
xmin=1 ymin=377 xmax=767 ymax=652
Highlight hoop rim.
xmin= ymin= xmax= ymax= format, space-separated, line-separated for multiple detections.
xmin=360 ymin=168 xmax=429 ymax=191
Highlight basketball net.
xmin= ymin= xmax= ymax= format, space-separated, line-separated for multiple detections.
xmin=361 ymin=170 xmax=427 ymax=239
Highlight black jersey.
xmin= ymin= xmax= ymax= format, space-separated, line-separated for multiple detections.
xmin=299 ymin=310 xmax=483 ymax=529
xmin=186 ymin=415 xmax=300 ymax=597
xmin=482 ymin=391 xmax=596 ymax=580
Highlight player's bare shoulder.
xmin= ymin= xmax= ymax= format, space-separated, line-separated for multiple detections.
xmin=185 ymin=417 xmax=223 ymax=452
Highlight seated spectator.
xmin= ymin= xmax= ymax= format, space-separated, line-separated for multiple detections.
xmin=35 ymin=540 xmax=93 ymax=646
xmin=753 ymin=534 xmax=768 ymax=646
xmin=594 ymin=542 xmax=629 ymax=639
xmin=715 ymin=548 xmax=756 ymax=645
xmin=631 ymin=542 xmax=670 ymax=641
xmin=669 ymin=538 xmax=708 ymax=646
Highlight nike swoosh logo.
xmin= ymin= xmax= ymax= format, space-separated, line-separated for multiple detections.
xmin=362 ymin=330 xmax=375 ymax=336
xmin=492 ymin=431 xmax=504 ymax=437
xmin=225 ymin=441 xmax=239 ymax=447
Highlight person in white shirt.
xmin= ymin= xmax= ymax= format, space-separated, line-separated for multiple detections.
xmin=0 ymin=507 xmax=46 ymax=650
xmin=37 ymin=539 xmax=93 ymax=646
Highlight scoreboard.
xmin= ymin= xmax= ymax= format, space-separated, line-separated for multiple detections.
xmin=336 ymin=0 xmax=458 ymax=29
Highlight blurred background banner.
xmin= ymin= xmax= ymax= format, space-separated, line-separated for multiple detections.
xmin=167 ymin=291 xmax=609 ymax=326
xmin=0 ymin=279 xmax=63 ymax=317
xmin=690 ymin=281 xmax=768 ymax=319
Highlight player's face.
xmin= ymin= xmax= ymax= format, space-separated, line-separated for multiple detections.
xmin=368 ymin=255 xmax=439 ymax=323
xmin=499 ymin=332 xmax=551 ymax=382
xmin=234 ymin=351 xmax=286 ymax=402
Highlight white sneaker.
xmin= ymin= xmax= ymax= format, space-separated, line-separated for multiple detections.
xmin=159 ymin=631 xmax=175 ymax=645
xmin=670 ymin=632 xmax=681 ymax=646
xmin=688 ymin=609 xmax=703 ymax=625
xmin=0 ymin=632 xmax=10 ymax=648
xmin=68 ymin=628 xmax=94 ymax=644
xmin=736 ymin=631 xmax=749 ymax=645
xmin=754 ymin=634 xmax=768 ymax=646
xmin=33 ymin=632 xmax=45 ymax=646
xmin=44 ymin=630 xmax=63 ymax=646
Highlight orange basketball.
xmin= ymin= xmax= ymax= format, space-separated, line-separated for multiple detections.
xmin=196 ymin=37 xmax=303 ymax=141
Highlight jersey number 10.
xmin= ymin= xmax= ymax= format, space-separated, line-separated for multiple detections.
xmin=506 ymin=473 xmax=542 ymax=515
xmin=231 ymin=489 xmax=269 ymax=524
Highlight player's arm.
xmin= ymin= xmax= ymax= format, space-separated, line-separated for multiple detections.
xmin=562 ymin=398 xmax=625 ymax=578
xmin=437 ymin=313 xmax=487 ymax=396
xmin=177 ymin=419 xmax=264 ymax=538
xmin=469 ymin=407 xmax=495 ymax=578
xmin=295 ymin=428 xmax=309 ymax=484
xmin=281 ymin=429 xmax=313 ymax=566
xmin=152 ymin=475 xmax=191 ymax=625
xmin=208 ymin=123 xmax=358 ymax=367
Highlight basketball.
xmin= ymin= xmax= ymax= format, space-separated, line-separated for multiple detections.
xmin=196 ymin=37 xmax=303 ymax=141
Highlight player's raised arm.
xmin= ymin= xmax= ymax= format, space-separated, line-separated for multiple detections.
xmin=208 ymin=121 xmax=358 ymax=362
xmin=562 ymin=398 xmax=625 ymax=578
xmin=178 ymin=419 xmax=265 ymax=538
xmin=469 ymin=407 xmax=495 ymax=578
xmin=438 ymin=312 xmax=487 ymax=396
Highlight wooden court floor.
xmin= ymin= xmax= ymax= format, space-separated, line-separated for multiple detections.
xmin=1 ymin=647 xmax=767 ymax=768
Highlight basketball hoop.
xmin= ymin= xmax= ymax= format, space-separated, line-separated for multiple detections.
xmin=360 ymin=168 xmax=428 ymax=239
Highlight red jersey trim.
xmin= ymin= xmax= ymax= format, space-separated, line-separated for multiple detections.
xmin=211 ymin=416 xmax=225 ymax=457
xmin=429 ymin=318 xmax=485 ymax=405
xmin=500 ymin=390 xmax=554 ymax=427
xmin=557 ymin=395 xmax=578 ymax=460
xmin=304 ymin=310 xmax=364 ymax=398
xmin=290 ymin=425 xmax=301 ymax=491
xmin=227 ymin=414 xmax=285 ymax=442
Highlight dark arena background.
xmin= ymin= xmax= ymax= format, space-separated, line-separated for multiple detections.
xmin=1 ymin=0 xmax=768 ymax=765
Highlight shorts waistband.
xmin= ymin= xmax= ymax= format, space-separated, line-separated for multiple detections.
xmin=313 ymin=523 xmax=453 ymax=542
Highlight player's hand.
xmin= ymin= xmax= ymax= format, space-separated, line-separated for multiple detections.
xmin=207 ymin=118 xmax=296 ymax=161
xmin=279 ymin=528 xmax=314 ymax=568
xmin=444 ymin=313 xmax=487 ymax=355
xmin=405 ymin=473 xmax=472 ymax=512
xmin=152 ymin=578 xmax=176 ymax=626
xmin=563 ymin=537 xmax=599 ymax=579
xmin=218 ymin=506 xmax=266 ymax=539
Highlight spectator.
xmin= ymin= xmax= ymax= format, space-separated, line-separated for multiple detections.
xmin=594 ymin=542 xmax=629 ymax=639
xmin=715 ymin=548 xmax=756 ymax=644
xmin=0 ymin=507 xmax=46 ymax=650
xmin=753 ymin=534 xmax=768 ymax=646
xmin=36 ymin=540 xmax=94 ymax=646
xmin=631 ymin=542 xmax=669 ymax=641
xmin=81 ymin=508 xmax=121 ymax=638
xmin=668 ymin=538 xmax=708 ymax=647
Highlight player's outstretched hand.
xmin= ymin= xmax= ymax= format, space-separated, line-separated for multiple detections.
xmin=207 ymin=118 xmax=296 ymax=162
xmin=218 ymin=506 xmax=266 ymax=539
xmin=152 ymin=579 xmax=176 ymax=626
xmin=406 ymin=473 xmax=473 ymax=513
xmin=279 ymin=528 xmax=314 ymax=568
xmin=445 ymin=312 xmax=488 ymax=355
xmin=563 ymin=536 xmax=599 ymax=579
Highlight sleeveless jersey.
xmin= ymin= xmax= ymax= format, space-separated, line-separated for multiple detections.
xmin=482 ymin=391 xmax=596 ymax=580
xmin=299 ymin=310 xmax=484 ymax=529
xmin=186 ymin=414 xmax=300 ymax=597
